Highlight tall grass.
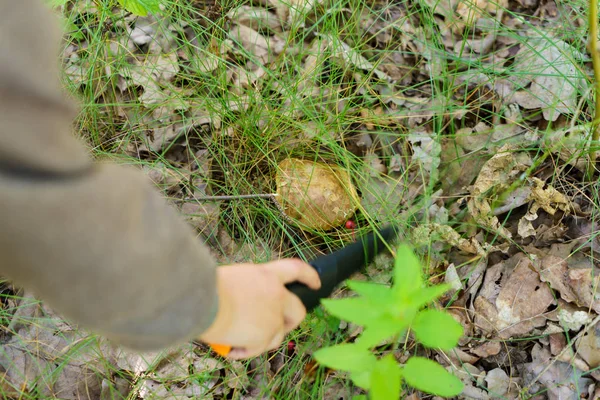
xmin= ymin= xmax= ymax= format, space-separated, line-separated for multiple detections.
xmin=0 ymin=0 xmax=595 ymax=397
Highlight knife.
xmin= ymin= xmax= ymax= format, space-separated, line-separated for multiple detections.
xmin=209 ymin=225 xmax=397 ymax=356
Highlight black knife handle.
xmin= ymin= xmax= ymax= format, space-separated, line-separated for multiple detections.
xmin=285 ymin=260 xmax=338 ymax=311
xmin=285 ymin=226 xmax=397 ymax=311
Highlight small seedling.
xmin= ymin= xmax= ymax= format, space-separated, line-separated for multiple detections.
xmin=313 ymin=245 xmax=464 ymax=399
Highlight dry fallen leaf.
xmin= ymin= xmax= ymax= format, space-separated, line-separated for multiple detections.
xmin=455 ymin=0 xmax=489 ymax=28
xmin=528 ymin=177 xmax=571 ymax=215
xmin=447 ymin=362 xmax=490 ymax=399
xmin=319 ymin=34 xmax=393 ymax=82
xmin=408 ymin=130 xmax=442 ymax=181
xmin=508 ymin=37 xmax=586 ymax=122
xmin=0 ymin=304 xmax=107 ymax=399
xmin=517 ymin=211 xmax=538 ymax=238
xmin=468 ymin=145 xmax=532 ymax=239
xmin=575 ymin=320 xmax=600 ymax=368
xmin=522 ymin=344 xmax=592 ymax=400
xmin=536 ymin=255 xmax=600 ymax=314
xmin=475 ymin=253 xmax=554 ymax=338
xmin=275 ymin=158 xmax=359 ymax=230
xmin=471 ymin=341 xmax=502 ymax=358
xmin=412 ymin=223 xmax=484 ymax=255
xmin=485 ymin=368 xmax=510 ymax=398
xmin=229 ymin=24 xmax=284 ymax=66
xmin=229 ymin=6 xmax=282 ymax=33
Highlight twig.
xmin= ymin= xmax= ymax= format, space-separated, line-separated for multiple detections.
xmin=587 ymin=0 xmax=600 ymax=180
xmin=177 ymin=193 xmax=278 ymax=202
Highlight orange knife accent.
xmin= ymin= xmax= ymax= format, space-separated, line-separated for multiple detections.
xmin=210 ymin=343 xmax=232 ymax=357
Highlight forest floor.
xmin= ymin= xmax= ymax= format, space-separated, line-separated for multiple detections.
xmin=0 ymin=0 xmax=599 ymax=398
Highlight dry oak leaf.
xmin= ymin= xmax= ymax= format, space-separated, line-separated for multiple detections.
xmin=455 ymin=0 xmax=489 ymax=27
xmin=536 ymin=255 xmax=600 ymax=314
xmin=522 ymin=344 xmax=593 ymax=400
xmin=471 ymin=341 xmax=502 ymax=358
xmin=576 ymin=320 xmax=600 ymax=368
xmin=229 ymin=24 xmax=284 ymax=66
xmin=467 ymin=145 xmax=531 ymax=239
xmin=474 ymin=254 xmax=554 ymax=338
xmin=453 ymin=0 xmax=506 ymax=33
xmin=528 ymin=177 xmax=571 ymax=215
xmin=509 ymin=37 xmax=586 ymax=122
xmin=411 ymin=223 xmax=484 ymax=255
xmin=275 ymin=158 xmax=359 ymax=230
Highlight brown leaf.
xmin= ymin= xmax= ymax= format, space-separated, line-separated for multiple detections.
xmin=471 ymin=341 xmax=502 ymax=357
xmin=549 ymin=333 xmax=567 ymax=356
xmin=455 ymin=0 xmax=489 ymax=27
xmin=229 ymin=24 xmax=284 ymax=66
xmin=508 ymin=37 xmax=586 ymax=122
xmin=475 ymin=254 xmax=554 ymax=338
xmin=412 ymin=223 xmax=484 ymax=255
xmin=536 ymin=255 xmax=600 ymax=314
xmin=528 ymin=177 xmax=571 ymax=215
xmin=467 ymin=145 xmax=532 ymax=239
xmin=522 ymin=344 xmax=592 ymax=400
xmin=229 ymin=6 xmax=282 ymax=33
xmin=485 ymin=368 xmax=510 ymax=398
xmin=0 ymin=310 xmax=106 ymax=399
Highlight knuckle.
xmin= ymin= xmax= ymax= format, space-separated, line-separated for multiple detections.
xmin=288 ymin=260 xmax=303 ymax=273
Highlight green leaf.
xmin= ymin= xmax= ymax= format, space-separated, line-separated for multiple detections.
xmin=322 ymin=297 xmax=387 ymax=326
xmin=352 ymin=396 xmax=368 ymax=400
xmin=403 ymin=357 xmax=463 ymax=397
xmin=371 ymin=355 xmax=402 ymax=400
xmin=350 ymin=370 xmax=372 ymax=390
xmin=313 ymin=344 xmax=377 ymax=373
xmin=412 ymin=309 xmax=463 ymax=350
xmin=118 ymin=0 xmax=161 ymax=16
xmin=46 ymin=0 xmax=68 ymax=6
xmin=408 ymin=284 xmax=451 ymax=308
xmin=393 ymin=245 xmax=423 ymax=297
xmin=355 ymin=318 xmax=407 ymax=349
xmin=347 ymin=281 xmax=393 ymax=305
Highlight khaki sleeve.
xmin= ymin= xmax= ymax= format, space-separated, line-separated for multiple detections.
xmin=0 ymin=0 xmax=218 ymax=351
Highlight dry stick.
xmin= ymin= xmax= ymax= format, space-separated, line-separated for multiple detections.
xmin=587 ymin=0 xmax=600 ymax=180
xmin=178 ymin=193 xmax=278 ymax=202
xmin=521 ymin=313 xmax=600 ymax=395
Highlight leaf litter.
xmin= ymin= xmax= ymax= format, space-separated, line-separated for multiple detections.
xmin=15 ymin=0 xmax=600 ymax=397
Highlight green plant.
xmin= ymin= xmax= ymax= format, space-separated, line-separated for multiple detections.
xmin=313 ymin=245 xmax=464 ymax=399
xmin=116 ymin=0 xmax=161 ymax=16
xmin=48 ymin=0 xmax=161 ymax=16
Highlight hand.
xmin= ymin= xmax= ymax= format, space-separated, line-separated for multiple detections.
xmin=198 ymin=259 xmax=321 ymax=359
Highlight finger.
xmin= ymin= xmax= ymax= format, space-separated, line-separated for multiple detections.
xmin=282 ymin=290 xmax=307 ymax=333
xmin=227 ymin=347 xmax=250 ymax=360
xmin=228 ymin=330 xmax=285 ymax=360
xmin=264 ymin=259 xmax=321 ymax=289
xmin=228 ymin=343 xmax=264 ymax=359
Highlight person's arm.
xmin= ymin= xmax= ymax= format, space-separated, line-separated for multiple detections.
xmin=0 ymin=0 xmax=319 ymax=355
xmin=0 ymin=0 xmax=219 ymax=350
